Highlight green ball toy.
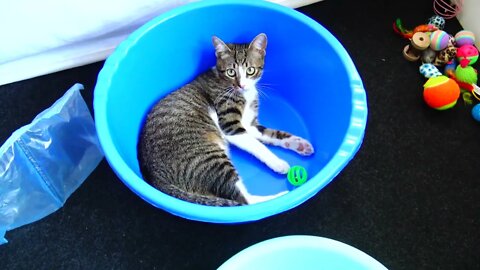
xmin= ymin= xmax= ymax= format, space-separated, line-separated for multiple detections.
xmin=456 ymin=65 xmax=478 ymax=85
xmin=287 ymin=166 xmax=308 ymax=186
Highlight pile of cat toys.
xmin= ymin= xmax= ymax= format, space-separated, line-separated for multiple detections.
xmin=393 ymin=15 xmax=480 ymax=121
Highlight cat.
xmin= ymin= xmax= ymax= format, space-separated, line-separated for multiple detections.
xmin=138 ymin=33 xmax=314 ymax=206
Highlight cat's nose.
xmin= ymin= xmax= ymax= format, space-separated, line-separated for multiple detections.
xmin=240 ymin=84 xmax=246 ymax=89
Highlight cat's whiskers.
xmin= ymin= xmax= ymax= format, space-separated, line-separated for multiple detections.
xmin=256 ymin=82 xmax=279 ymax=88
xmin=256 ymin=83 xmax=279 ymax=99
xmin=256 ymin=86 xmax=270 ymax=99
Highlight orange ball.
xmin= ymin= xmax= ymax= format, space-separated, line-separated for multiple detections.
xmin=423 ymin=76 xmax=460 ymax=110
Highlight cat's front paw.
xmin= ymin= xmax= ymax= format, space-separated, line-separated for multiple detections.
xmin=283 ymin=136 xmax=314 ymax=156
xmin=268 ymin=158 xmax=290 ymax=174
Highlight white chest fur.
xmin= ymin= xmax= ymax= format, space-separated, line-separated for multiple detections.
xmin=241 ymin=87 xmax=258 ymax=131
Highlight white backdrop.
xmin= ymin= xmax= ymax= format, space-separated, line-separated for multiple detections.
xmin=0 ymin=0 xmax=323 ymax=86
xmin=456 ymin=0 xmax=480 ymax=48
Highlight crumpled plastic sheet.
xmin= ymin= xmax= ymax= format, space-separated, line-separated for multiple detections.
xmin=0 ymin=83 xmax=104 ymax=244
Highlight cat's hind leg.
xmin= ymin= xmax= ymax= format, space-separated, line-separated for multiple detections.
xmin=235 ymin=178 xmax=287 ymax=204
xmin=210 ymin=165 xmax=286 ymax=205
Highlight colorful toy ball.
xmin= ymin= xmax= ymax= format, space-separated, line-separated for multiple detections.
xmin=428 ymin=15 xmax=445 ymax=30
xmin=455 ymin=30 xmax=476 ymax=47
xmin=430 ymin=30 xmax=450 ymax=51
xmin=457 ymin=44 xmax=479 ymax=67
xmin=456 ymin=65 xmax=478 ymax=86
xmin=287 ymin=166 xmax=308 ymax=186
xmin=423 ymin=75 xmax=460 ymax=110
xmin=472 ymin=104 xmax=480 ymax=122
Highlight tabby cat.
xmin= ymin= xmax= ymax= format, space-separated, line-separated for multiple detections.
xmin=138 ymin=33 xmax=314 ymax=206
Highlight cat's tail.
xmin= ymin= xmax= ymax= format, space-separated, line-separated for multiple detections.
xmin=160 ymin=184 xmax=244 ymax=206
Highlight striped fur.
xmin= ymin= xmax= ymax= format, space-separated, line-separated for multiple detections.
xmin=138 ymin=34 xmax=314 ymax=206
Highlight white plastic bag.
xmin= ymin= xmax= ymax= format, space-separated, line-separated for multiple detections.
xmin=0 ymin=83 xmax=103 ymax=244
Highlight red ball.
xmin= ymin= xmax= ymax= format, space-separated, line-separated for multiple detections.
xmin=423 ymin=76 xmax=460 ymax=110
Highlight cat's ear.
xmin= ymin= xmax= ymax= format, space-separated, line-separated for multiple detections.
xmin=212 ymin=36 xmax=230 ymax=58
xmin=249 ymin=33 xmax=267 ymax=52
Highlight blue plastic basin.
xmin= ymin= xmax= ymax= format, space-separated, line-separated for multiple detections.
xmin=218 ymin=236 xmax=387 ymax=270
xmin=94 ymin=0 xmax=367 ymax=223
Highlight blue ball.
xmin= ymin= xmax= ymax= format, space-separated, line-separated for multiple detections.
xmin=472 ymin=104 xmax=480 ymax=121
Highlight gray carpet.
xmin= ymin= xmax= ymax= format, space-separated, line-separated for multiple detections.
xmin=1 ymin=0 xmax=479 ymax=269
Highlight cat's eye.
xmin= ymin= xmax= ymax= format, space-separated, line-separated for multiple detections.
xmin=246 ymin=67 xmax=256 ymax=76
xmin=226 ymin=69 xmax=236 ymax=77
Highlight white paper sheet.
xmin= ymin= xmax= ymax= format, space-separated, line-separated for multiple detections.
xmin=0 ymin=0 xmax=322 ymax=85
